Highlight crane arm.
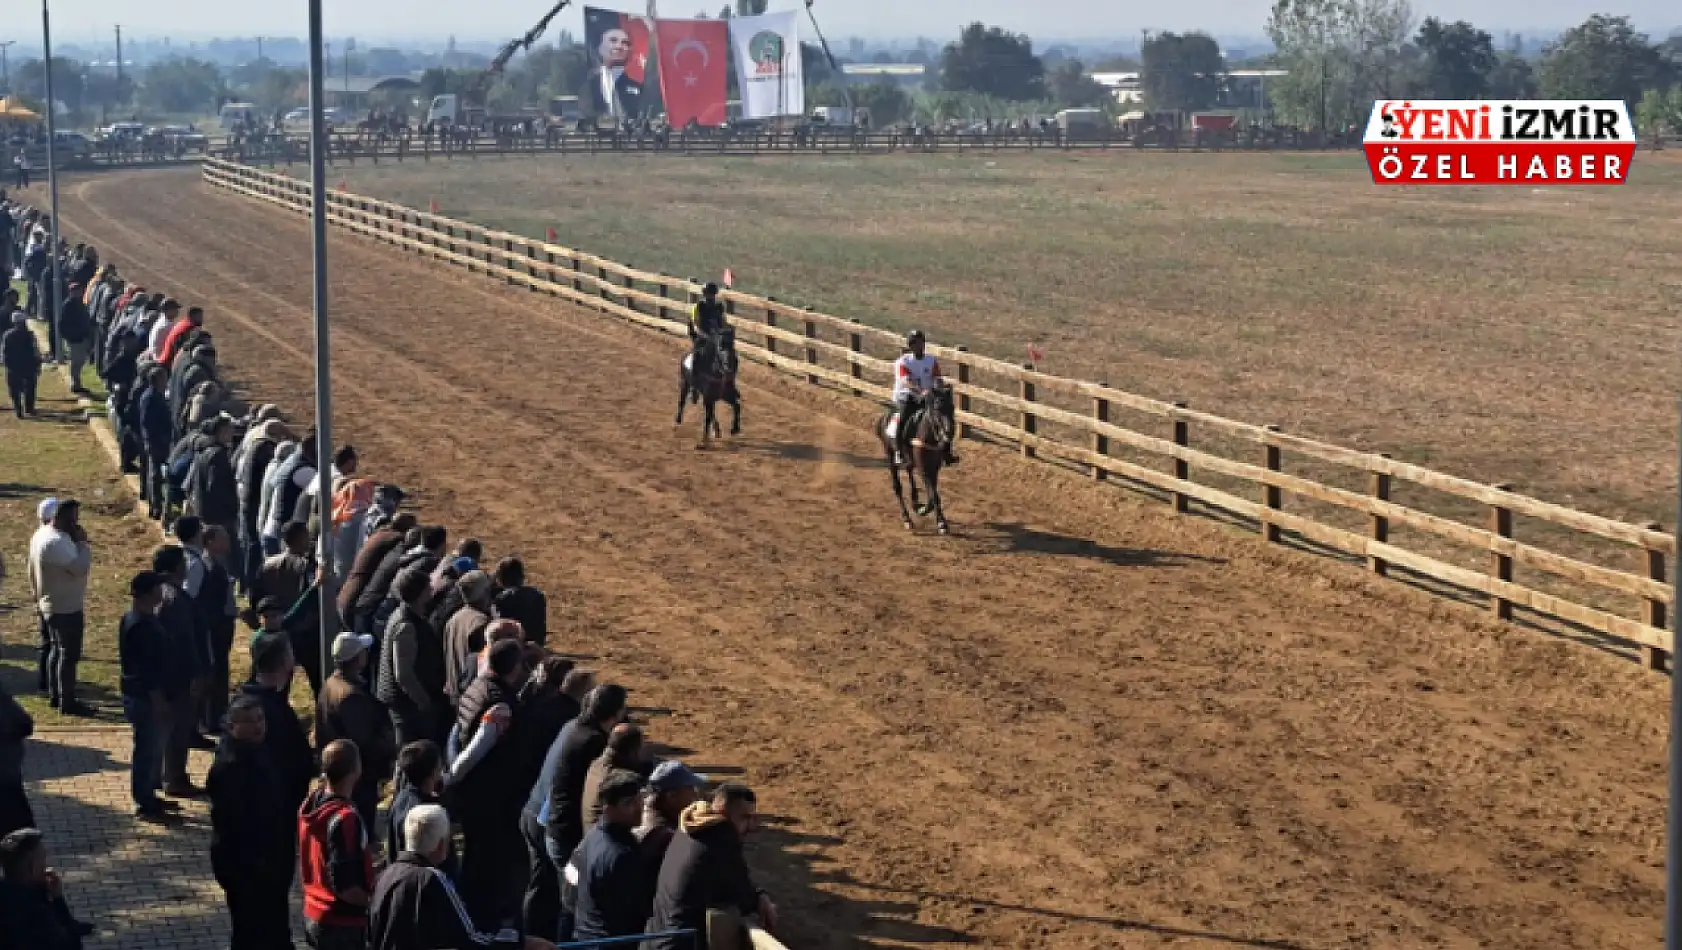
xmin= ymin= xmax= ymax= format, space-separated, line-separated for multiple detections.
xmin=469 ymin=0 xmax=575 ymax=98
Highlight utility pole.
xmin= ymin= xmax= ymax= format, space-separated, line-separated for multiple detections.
xmin=42 ymin=0 xmax=64 ymax=363
xmin=305 ymin=0 xmax=337 ymax=687
xmin=114 ymin=24 xmax=123 ymax=83
xmin=0 ymin=42 xmax=14 ymax=96
xmin=257 ymin=36 xmax=264 ymax=62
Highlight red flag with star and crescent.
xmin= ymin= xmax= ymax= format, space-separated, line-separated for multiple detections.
xmin=656 ymin=18 xmax=729 ymax=128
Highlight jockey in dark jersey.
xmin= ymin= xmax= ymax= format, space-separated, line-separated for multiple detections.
xmin=689 ymin=283 xmax=727 ymax=364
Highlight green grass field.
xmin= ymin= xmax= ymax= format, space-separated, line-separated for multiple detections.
xmin=338 ymin=149 xmax=1682 ymax=531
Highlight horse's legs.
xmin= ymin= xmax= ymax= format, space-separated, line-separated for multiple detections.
xmin=924 ymin=463 xmax=949 ymax=534
xmin=676 ymin=370 xmax=689 ymax=425
xmin=728 ymin=395 xmax=742 ymax=436
xmin=886 ymin=452 xmax=913 ymax=529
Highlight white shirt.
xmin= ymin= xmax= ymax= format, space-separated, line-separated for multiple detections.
xmin=602 ymin=68 xmax=624 ymax=118
xmin=148 ymin=316 xmax=177 ymax=359
xmin=27 ymin=524 xmax=91 ymax=616
xmin=892 ymin=353 xmax=941 ymax=403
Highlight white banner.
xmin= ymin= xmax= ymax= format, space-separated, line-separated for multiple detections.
xmin=728 ymin=10 xmax=804 ymax=119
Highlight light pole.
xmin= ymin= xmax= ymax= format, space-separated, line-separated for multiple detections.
xmin=41 ymin=0 xmax=63 ymax=362
xmin=0 ymin=42 xmax=15 ymax=96
xmin=306 ymin=0 xmax=336 ymax=670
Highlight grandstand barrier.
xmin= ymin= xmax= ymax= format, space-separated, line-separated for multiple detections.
xmin=200 ymin=157 xmax=1678 ymax=672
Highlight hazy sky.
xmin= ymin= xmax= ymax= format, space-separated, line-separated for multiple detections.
xmin=28 ymin=0 xmax=1680 ymax=46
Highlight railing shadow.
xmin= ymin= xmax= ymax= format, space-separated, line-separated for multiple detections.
xmin=978 ymin=521 xmax=1223 ymax=569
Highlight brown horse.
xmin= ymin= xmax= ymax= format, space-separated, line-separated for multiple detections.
xmin=874 ymin=382 xmax=957 ymax=534
xmin=677 ymin=327 xmax=741 ymax=447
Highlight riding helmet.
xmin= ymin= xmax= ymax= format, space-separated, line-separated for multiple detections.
xmin=906 ymin=329 xmax=926 ymax=346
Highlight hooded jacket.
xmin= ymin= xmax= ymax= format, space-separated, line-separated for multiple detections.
xmin=646 ymin=801 xmax=765 ymax=950
xmin=298 ymin=784 xmax=375 ymax=928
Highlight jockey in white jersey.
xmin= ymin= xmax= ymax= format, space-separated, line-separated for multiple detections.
xmin=887 ymin=329 xmax=956 ymax=466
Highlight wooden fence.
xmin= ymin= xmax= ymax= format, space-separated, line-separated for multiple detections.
xmin=215 ymin=126 xmax=1365 ymax=167
xmin=200 ymin=156 xmax=1678 ymax=669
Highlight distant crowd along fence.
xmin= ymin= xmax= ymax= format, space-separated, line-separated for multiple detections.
xmin=200 ymin=156 xmax=1678 ymax=672
xmin=214 ymin=125 xmax=1363 ymax=166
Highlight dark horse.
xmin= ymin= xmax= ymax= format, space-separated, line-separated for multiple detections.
xmin=874 ymin=382 xmax=956 ymax=534
xmin=677 ymin=327 xmax=742 ymax=447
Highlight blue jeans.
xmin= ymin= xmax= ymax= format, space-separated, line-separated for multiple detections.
xmin=123 ymin=694 xmax=164 ymax=809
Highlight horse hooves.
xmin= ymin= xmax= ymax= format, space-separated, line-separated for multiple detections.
xmin=938 ymin=523 xmax=950 ymax=535
xmin=903 ymin=520 xmax=914 ymax=530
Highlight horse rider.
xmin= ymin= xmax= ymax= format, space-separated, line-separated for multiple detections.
xmin=689 ymin=282 xmax=728 ymax=367
xmin=888 ymin=330 xmax=958 ymax=467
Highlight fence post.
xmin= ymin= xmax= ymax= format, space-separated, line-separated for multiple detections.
xmin=847 ymin=319 xmax=863 ymax=396
xmin=722 ymin=292 xmax=734 ymax=335
xmin=1091 ymin=385 xmax=1109 ymax=481
xmin=955 ymin=347 xmax=970 ymax=440
xmin=764 ymin=298 xmax=778 ymax=358
xmin=803 ymin=307 xmax=818 ymax=385
xmin=1019 ymin=365 xmax=1037 ymax=459
xmin=1369 ymin=453 xmax=1392 ymax=577
xmin=597 ymin=265 xmax=610 ymax=311
xmin=1262 ymin=425 xmax=1283 ymax=543
xmin=657 ymin=278 xmax=670 ymax=322
xmin=1171 ymin=402 xmax=1189 ymax=513
xmin=1642 ymin=521 xmax=1668 ymax=672
xmin=1489 ymin=484 xmax=1515 ymax=622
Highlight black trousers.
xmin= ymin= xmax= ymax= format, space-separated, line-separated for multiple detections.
xmin=0 ymin=781 xmax=36 ymax=840
xmin=459 ymin=804 xmax=525 ymax=929
xmin=45 ymin=611 xmax=85 ymax=708
xmin=304 ymin=919 xmax=367 ymax=950
xmin=202 ymin=617 xmax=236 ymax=733
xmin=220 ymin=874 xmax=294 ymax=950
xmin=5 ymin=369 xmax=36 ymax=417
xmin=521 ymin=810 xmax=560 ymax=940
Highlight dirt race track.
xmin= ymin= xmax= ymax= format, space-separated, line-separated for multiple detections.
xmin=64 ymin=168 xmax=1669 ymax=950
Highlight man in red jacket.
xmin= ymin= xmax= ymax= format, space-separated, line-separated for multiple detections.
xmin=298 ymin=739 xmax=375 ymax=949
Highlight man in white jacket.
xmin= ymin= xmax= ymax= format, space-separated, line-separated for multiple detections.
xmin=27 ymin=500 xmax=93 ymax=715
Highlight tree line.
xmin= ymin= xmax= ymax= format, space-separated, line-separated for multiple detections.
xmin=6 ymin=10 xmax=1680 ymax=134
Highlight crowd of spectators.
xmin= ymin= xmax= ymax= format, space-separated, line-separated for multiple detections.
xmin=0 ymin=192 xmax=780 ymax=950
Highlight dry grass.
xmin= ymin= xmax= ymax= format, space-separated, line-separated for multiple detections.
xmin=337 ymin=149 xmax=1682 ymax=530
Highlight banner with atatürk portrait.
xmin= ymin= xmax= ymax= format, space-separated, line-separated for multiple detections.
xmin=582 ymin=6 xmax=653 ymax=120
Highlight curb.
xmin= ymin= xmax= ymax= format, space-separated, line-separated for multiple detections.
xmin=24 ymin=320 xmax=146 ymax=504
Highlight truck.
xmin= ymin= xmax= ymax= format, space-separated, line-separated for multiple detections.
xmin=809 ymin=106 xmax=870 ymax=128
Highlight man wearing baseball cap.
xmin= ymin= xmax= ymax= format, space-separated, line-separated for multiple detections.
xmin=315 ymin=632 xmax=393 ymax=831
xmin=638 ymin=760 xmax=706 ymax=876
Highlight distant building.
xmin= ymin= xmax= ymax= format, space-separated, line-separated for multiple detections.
xmin=1086 ymin=68 xmax=1287 ymax=110
xmin=840 ymin=63 xmax=926 ymax=88
xmin=325 ymin=75 xmax=422 ymax=111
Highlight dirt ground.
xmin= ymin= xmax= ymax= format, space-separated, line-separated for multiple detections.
xmin=58 ymin=168 xmax=1670 ymax=950
xmin=335 ymin=150 xmax=1682 ymax=529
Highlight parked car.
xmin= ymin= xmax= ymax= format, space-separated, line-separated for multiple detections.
xmin=52 ymin=130 xmax=94 ymax=160
xmin=160 ymin=124 xmax=209 ymax=152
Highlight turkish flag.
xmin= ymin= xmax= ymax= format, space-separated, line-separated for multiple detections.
xmin=657 ymin=18 xmax=729 ymax=128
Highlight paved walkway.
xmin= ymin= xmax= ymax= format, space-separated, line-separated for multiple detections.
xmin=24 ymin=728 xmax=303 ymax=949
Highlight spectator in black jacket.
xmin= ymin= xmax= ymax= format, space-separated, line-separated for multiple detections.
xmin=153 ymin=545 xmax=209 ymax=800
xmin=2 ymin=312 xmax=40 ymax=418
xmin=102 ymin=333 xmax=143 ymax=472
xmin=138 ymin=369 xmax=175 ymax=520
xmin=530 ymin=684 xmax=626 ymax=940
xmin=240 ymin=634 xmax=315 ymax=826
xmin=57 ymin=285 xmax=92 ymax=394
xmin=647 ymin=784 xmax=779 ymax=950
xmin=570 ymin=770 xmax=651 ymax=941
xmin=196 ymin=527 xmax=240 ymax=738
xmin=491 ymin=557 xmax=548 ymax=647
xmin=0 ymin=684 xmax=34 ymax=840
xmin=207 ymin=695 xmax=294 ymax=950
xmin=0 ymin=829 xmax=91 ymax=950
xmin=386 ymin=740 xmax=456 ymax=880
xmin=368 ymin=804 xmax=548 ymax=950
xmin=188 ymin=415 xmax=240 ymax=557
xmin=118 ymin=570 xmax=173 ymax=821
